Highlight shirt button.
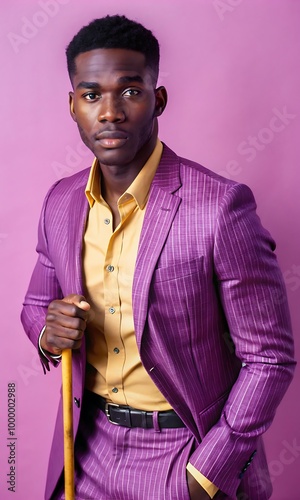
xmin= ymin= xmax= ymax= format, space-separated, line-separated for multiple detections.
xmin=112 ymin=387 xmax=118 ymax=393
xmin=104 ymin=218 xmax=110 ymax=225
xmin=113 ymin=347 xmax=120 ymax=354
xmin=109 ymin=307 xmax=115 ymax=314
xmin=106 ymin=265 xmax=114 ymax=272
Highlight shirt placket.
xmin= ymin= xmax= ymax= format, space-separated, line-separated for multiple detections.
xmin=104 ymin=195 xmax=137 ymax=404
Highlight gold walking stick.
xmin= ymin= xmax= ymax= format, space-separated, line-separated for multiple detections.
xmin=62 ymin=349 xmax=75 ymax=500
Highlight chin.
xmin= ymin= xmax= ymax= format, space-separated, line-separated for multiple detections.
xmin=96 ymin=150 xmax=133 ymax=167
xmin=96 ymin=148 xmax=136 ymax=166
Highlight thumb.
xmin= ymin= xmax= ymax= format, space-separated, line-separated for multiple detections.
xmin=63 ymin=294 xmax=91 ymax=311
xmin=77 ymin=300 xmax=90 ymax=311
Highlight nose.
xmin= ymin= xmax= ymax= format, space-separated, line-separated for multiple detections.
xmin=98 ymin=96 xmax=125 ymax=123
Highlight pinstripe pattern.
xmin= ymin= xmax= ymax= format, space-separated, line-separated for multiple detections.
xmin=53 ymin=392 xmax=194 ymax=500
xmin=21 ymin=144 xmax=295 ymax=499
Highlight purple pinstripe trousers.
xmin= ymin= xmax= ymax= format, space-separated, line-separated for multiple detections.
xmin=53 ymin=391 xmax=196 ymax=500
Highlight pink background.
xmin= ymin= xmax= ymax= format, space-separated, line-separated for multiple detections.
xmin=0 ymin=1 xmax=299 ymax=498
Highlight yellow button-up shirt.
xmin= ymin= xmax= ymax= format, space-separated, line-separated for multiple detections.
xmin=83 ymin=139 xmax=218 ymax=498
xmin=83 ymin=139 xmax=171 ymax=410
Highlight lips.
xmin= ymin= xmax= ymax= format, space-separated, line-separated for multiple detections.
xmin=95 ymin=130 xmax=128 ymax=149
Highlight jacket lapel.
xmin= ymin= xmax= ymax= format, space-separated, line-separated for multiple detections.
xmin=66 ymin=183 xmax=89 ymax=295
xmin=65 ymin=178 xmax=90 ymax=392
xmin=133 ymin=145 xmax=182 ymax=346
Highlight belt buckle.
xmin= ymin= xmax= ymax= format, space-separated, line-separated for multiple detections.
xmin=105 ymin=402 xmax=120 ymax=425
xmin=105 ymin=402 xmax=133 ymax=427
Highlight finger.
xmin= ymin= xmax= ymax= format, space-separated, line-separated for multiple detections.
xmin=63 ymin=294 xmax=91 ymax=310
xmin=44 ymin=325 xmax=85 ymax=352
xmin=77 ymin=300 xmax=90 ymax=311
xmin=48 ymin=300 xmax=88 ymax=321
xmin=46 ymin=334 xmax=83 ymax=352
xmin=46 ymin=312 xmax=87 ymax=332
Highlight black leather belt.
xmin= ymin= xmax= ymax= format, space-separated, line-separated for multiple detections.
xmin=85 ymin=391 xmax=185 ymax=429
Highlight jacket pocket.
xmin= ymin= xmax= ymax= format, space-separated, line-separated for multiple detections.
xmin=197 ymin=389 xmax=230 ymax=439
xmin=152 ymin=257 xmax=203 ymax=283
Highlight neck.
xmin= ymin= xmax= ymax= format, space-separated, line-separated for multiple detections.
xmin=99 ymin=134 xmax=157 ymax=201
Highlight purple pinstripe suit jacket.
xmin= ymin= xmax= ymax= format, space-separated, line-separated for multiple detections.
xmin=22 ymin=144 xmax=295 ymax=499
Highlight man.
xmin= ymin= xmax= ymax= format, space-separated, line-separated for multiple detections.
xmin=21 ymin=14 xmax=295 ymax=500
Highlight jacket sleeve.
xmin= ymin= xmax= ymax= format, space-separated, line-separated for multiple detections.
xmin=188 ymin=183 xmax=296 ymax=497
xmin=21 ymin=181 xmax=63 ymax=372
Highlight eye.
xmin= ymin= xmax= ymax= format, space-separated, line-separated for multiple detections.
xmin=122 ymin=88 xmax=141 ymax=97
xmin=83 ymin=92 xmax=100 ymax=101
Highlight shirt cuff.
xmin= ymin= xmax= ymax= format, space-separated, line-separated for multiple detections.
xmin=186 ymin=462 xmax=219 ymax=499
xmin=38 ymin=326 xmax=62 ymax=361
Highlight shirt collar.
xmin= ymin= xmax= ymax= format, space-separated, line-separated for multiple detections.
xmin=85 ymin=139 xmax=163 ymax=209
xmin=124 ymin=139 xmax=163 ymax=209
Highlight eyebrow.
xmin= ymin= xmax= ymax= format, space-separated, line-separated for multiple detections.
xmin=76 ymin=81 xmax=100 ymax=90
xmin=117 ymin=75 xmax=144 ymax=84
xmin=76 ymin=75 xmax=144 ymax=90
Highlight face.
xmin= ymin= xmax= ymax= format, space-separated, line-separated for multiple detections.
xmin=69 ymin=48 xmax=167 ymax=168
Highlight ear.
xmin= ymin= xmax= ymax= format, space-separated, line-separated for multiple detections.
xmin=154 ymin=86 xmax=168 ymax=117
xmin=69 ymin=91 xmax=77 ymax=122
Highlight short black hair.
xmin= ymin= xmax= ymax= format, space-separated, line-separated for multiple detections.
xmin=66 ymin=15 xmax=160 ymax=83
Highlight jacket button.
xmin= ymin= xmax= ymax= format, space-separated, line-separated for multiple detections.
xmin=74 ymin=397 xmax=81 ymax=408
